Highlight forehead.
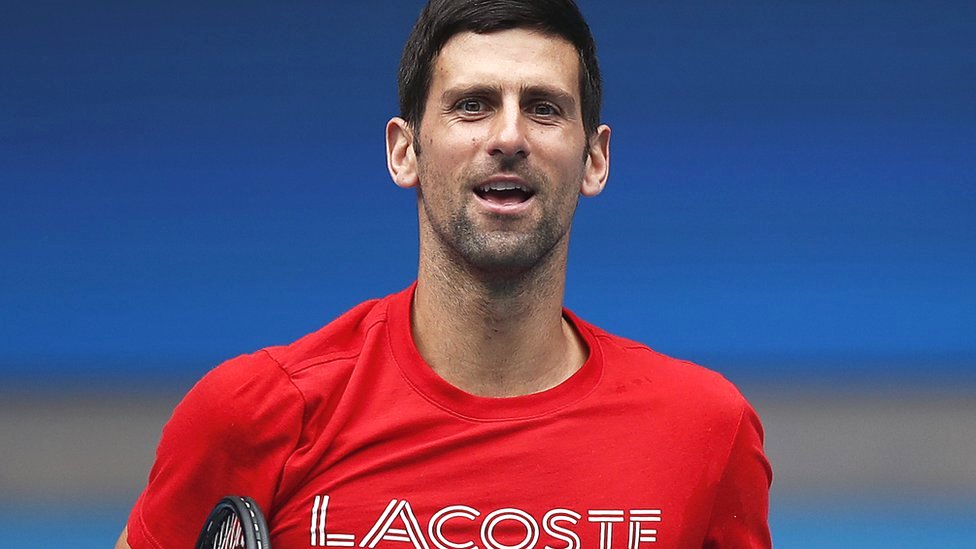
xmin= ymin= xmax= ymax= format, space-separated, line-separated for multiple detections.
xmin=430 ymin=28 xmax=580 ymax=99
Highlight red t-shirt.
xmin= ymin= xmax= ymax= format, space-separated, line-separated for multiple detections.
xmin=127 ymin=284 xmax=771 ymax=548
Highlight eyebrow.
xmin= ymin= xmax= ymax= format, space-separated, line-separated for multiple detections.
xmin=521 ymin=84 xmax=577 ymax=109
xmin=440 ymin=84 xmax=498 ymax=103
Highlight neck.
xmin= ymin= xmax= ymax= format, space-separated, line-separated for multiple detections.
xmin=411 ymin=237 xmax=586 ymax=398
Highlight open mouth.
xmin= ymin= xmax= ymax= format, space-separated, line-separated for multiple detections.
xmin=473 ymin=182 xmax=535 ymax=206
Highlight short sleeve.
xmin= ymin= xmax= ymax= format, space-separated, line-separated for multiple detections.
xmin=125 ymin=350 xmax=304 ymax=549
xmin=703 ymin=402 xmax=773 ymax=548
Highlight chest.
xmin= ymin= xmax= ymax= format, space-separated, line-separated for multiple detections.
xmin=266 ymin=405 xmax=724 ymax=548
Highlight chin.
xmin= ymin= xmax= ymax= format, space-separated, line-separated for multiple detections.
xmin=458 ymin=235 xmax=560 ymax=276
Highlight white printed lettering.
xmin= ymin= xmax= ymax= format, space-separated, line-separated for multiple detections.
xmin=542 ymin=509 xmax=581 ymax=549
xmin=311 ymin=495 xmax=327 ymax=546
xmin=587 ymin=510 xmax=624 ymax=549
xmin=360 ymin=499 xmax=431 ymax=549
xmin=480 ymin=508 xmax=539 ymax=549
xmin=310 ymin=497 xmax=662 ymax=549
xmin=627 ymin=510 xmax=661 ymax=547
xmin=429 ymin=505 xmax=481 ymax=549
xmin=311 ymin=494 xmax=359 ymax=547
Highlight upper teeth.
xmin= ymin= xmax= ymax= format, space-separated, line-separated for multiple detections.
xmin=480 ymin=183 xmax=526 ymax=192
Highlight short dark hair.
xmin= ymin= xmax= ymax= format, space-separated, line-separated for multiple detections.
xmin=398 ymin=0 xmax=602 ymax=137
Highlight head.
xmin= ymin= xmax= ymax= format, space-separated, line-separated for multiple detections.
xmin=398 ymin=0 xmax=603 ymax=140
xmin=386 ymin=0 xmax=610 ymax=282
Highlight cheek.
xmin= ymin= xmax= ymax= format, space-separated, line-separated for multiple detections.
xmin=424 ymin=143 xmax=475 ymax=181
xmin=552 ymin=155 xmax=588 ymax=193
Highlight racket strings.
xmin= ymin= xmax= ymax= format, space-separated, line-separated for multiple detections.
xmin=213 ymin=512 xmax=246 ymax=549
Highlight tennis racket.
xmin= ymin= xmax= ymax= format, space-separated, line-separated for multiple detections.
xmin=195 ymin=495 xmax=271 ymax=549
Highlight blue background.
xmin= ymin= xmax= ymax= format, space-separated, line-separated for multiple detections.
xmin=3 ymin=0 xmax=974 ymax=387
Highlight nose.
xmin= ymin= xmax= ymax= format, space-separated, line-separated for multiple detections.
xmin=486 ymin=102 xmax=529 ymax=159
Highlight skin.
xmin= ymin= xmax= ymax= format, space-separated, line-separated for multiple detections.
xmin=116 ymin=27 xmax=610 ymax=548
xmin=116 ymin=527 xmax=129 ymax=548
xmin=386 ymin=28 xmax=611 ymax=397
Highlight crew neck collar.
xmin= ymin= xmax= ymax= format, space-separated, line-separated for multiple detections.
xmin=385 ymin=283 xmax=604 ymax=422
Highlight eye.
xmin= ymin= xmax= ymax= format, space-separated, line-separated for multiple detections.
xmin=531 ymin=102 xmax=558 ymax=116
xmin=457 ymin=99 xmax=485 ymax=113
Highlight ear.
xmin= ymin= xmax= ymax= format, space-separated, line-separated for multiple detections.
xmin=580 ymin=124 xmax=611 ymax=197
xmin=386 ymin=117 xmax=419 ymax=188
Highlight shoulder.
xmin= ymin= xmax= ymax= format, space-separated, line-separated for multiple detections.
xmin=166 ymin=350 xmax=303 ymax=450
xmin=178 ymin=291 xmax=399 ymax=432
xmin=579 ymin=317 xmax=750 ymax=415
xmin=573 ymin=316 xmax=771 ymax=543
xmin=260 ymin=293 xmax=393 ymax=377
xmin=127 ymin=290 xmax=411 ymax=548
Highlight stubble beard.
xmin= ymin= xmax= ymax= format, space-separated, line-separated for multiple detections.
xmin=417 ymin=158 xmax=581 ymax=283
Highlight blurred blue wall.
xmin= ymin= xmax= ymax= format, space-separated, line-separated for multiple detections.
xmin=2 ymin=0 xmax=973 ymax=387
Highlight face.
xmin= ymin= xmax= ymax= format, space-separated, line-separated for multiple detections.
xmin=387 ymin=28 xmax=610 ymax=275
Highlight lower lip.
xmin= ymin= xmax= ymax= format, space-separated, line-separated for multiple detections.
xmin=473 ymin=192 xmax=536 ymax=215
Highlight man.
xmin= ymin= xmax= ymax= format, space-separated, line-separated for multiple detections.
xmin=117 ymin=0 xmax=771 ymax=547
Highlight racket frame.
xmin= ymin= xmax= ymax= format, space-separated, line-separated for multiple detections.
xmin=195 ymin=495 xmax=270 ymax=549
